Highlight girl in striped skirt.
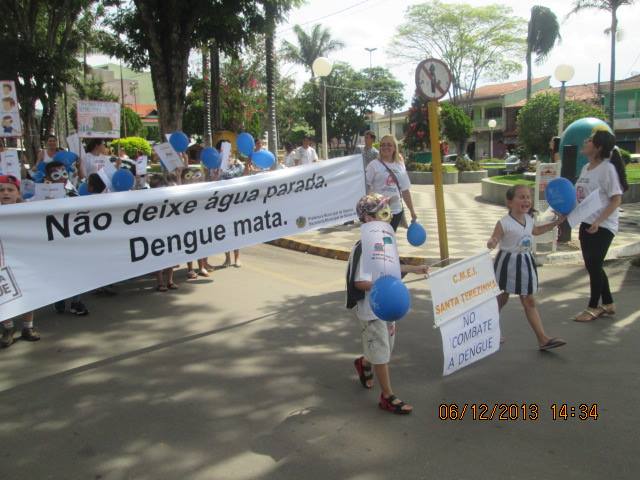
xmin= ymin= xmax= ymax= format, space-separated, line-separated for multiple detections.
xmin=487 ymin=185 xmax=567 ymax=351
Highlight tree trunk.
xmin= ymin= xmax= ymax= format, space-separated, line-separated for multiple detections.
xmin=210 ymin=42 xmax=221 ymax=132
xmin=526 ymin=47 xmax=532 ymax=101
xmin=21 ymin=98 xmax=40 ymax=165
xmin=202 ymin=45 xmax=212 ymax=146
xmin=608 ymin=9 xmax=617 ymax=128
xmin=265 ymin=3 xmax=278 ymax=156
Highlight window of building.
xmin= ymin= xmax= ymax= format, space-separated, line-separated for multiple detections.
xmin=485 ymin=106 xmax=502 ymax=119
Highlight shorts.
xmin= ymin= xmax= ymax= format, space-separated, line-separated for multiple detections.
xmin=359 ymin=318 xmax=395 ymax=364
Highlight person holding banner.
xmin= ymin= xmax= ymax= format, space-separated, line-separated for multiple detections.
xmin=365 ymin=135 xmax=417 ymax=231
xmin=0 ymin=175 xmax=40 ymax=348
xmin=347 ymin=193 xmax=428 ymax=414
xmin=573 ymin=128 xmax=628 ymax=322
xmin=487 ymin=185 xmax=566 ymax=350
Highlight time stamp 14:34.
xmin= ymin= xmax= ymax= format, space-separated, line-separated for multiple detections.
xmin=438 ymin=403 xmax=599 ymax=421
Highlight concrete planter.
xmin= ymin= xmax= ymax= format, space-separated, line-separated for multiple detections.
xmin=487 ymin=168 xmax=505 ymax=177
xmin=408 ymin=171 xmax=459 ymax=185
xmin=482 ymin=178 xmax=640 ymax=205
xmin=459 ymin=170 xmax=488 ymax=183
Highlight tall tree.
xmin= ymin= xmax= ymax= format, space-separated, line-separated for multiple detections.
xmin=0 ymin=0 xmax=93 ymax=162
xmin=389 ymin=1 xmax=526 ymax=108
xmin=567 ymin=0 xmax=636 ymax=127
xmin=280 ymin=24 xmax=345 ymax=75
xmin=526 ymin=6 xmax=561 ymax=100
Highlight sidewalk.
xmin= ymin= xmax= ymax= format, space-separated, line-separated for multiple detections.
xmin=271 ymin=183 xmax=640 ymax=265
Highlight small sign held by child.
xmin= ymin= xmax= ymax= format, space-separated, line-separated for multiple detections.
xmin=0 ymin=149 xmax=20 ymax=178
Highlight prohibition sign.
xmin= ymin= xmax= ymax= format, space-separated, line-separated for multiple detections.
xmin=415 ymin=58 xmax=452 ymax=101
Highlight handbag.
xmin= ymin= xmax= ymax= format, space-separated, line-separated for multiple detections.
xmin=378 ymin=160 xmax=409 ymax=229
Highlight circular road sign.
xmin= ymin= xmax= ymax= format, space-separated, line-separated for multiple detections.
xmin=415 ymin=58 xmax=452 ymax=101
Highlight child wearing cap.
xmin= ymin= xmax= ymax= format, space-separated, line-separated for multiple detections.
xmin=346 ymin=193 xmax=428 ymax=414
xmin=0 ymin=175 xmax=40 ymax=348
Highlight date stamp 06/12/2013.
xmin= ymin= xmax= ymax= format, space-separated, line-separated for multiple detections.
xmin=438 ymin=403 xmax=599 ymax=421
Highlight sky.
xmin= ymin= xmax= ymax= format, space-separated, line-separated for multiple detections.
xmin=89 ymin=0 xmax=640 ymax=112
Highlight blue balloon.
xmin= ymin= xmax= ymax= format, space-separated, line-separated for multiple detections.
xmin=53 ymin=150 xmax=77 ymax=167
xmin=545 ymin=177 xmax=576 ymax=215
xmin=251 ymin=150 xmax=275 ymax=170
xmin=369 ymin=275 xmax=411 ymax=322
xmin=201 ymin=147 xmax=221 ymax=169
xmin=22 ymin=191 xmax=34 ymax=200
xmin=31 ymin=171 xmax=45 ymax=183
xmin=112 ymin=168 xmax=135 ymax=192
xmin=169 ymin=131 xmax=190 ymax=153
xmin=37 ymin=161 xmax=47 ymax=173
xmin=78 ymin=182 xmax=90 ymax=196
xmin=407 ymin=221 xmax=427 ymax=246
xmin=236 ymin=132 xmax=255 ymax=157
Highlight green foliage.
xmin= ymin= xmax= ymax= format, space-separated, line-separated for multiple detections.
xmin=517 ymin=92 xmax=606 ymax=156
xmin=490 ymin=174 xmax=535 ymax=186
xmin=404 ymin=97 xmax=472 ymax=152
xmin=626 ymin=163 xmax=640 ymax=184
xmin=526 ymin=6 xmax=561 ymax=99
xmin=121 ymin=106 xmax=143 ymax=137
xmin=405 ymin=162 xmax=457 ymax=173
xmin=280 ymin=24 xmax=346 ymax=74
xmin=390 ymin=0 xmax=526 ymax=104
xmin=109 ymin=137 xmax=152 ymax=158
xmin=454 ymin=157 xmax=482 ymax=172
xmin=618 ymin=147 xmax=631 ymax=164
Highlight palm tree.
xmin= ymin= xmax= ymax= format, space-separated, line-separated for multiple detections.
xmin=280 ymin=24 xmax=345 ymax=75
xmin=526 ymin=6 xmax=561 ymax=100
xmin=568 ymin=1 xmax=636 ymax=127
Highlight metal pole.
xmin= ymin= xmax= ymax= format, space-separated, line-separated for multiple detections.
xmin=321 ymin=80 xmax=328 ymax=159
xmin=119 ymin=60 xmax=127 ymax=137
xmin=427 ymin=101 xmax=449 ymax=263
xmin=490 ymin=128 xmax=494 ymax=159
xmin=558 ymin=80 xmax=566 ymax=136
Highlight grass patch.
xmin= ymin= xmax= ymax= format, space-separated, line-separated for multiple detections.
xmin=490 ymin=174 xmax=535 ymax=186
xmin=626 ymin=163 xmax=640 ymax=184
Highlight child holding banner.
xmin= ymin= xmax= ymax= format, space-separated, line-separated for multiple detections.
xmin=0 ymin=175 xmax=40 ymax=348
xmin=487 ymin=185 xmax=566 ymax=351
xmin=347 ymin=193 xmax=428 ymax=414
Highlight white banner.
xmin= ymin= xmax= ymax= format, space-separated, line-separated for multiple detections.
xmin=360 ymin=221 xmax=401 ymax=281
xmin=439 ymin=298 xmax=500 ymax=376
xmin=0 ymin=155 xmax=365 ymax=320
xmin=153 ymin=142 xmax=183 ymax=172
xmin=429 ymin=250 xmax=501 ymax=327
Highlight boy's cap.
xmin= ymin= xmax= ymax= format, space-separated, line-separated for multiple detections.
xmin=356 ymin=193 xmax=389 ymax=222
xmin=0 ymin=174 xmax=20 ymax=188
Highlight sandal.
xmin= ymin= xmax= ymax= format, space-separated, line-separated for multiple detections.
xmin=198 ymin=270 xmax=210 ymax=277
xmin=354 ymin=356 xmax=374 ymax=389
xmin=573 ymin=308 xmax=604 ymax=322
xmin=186 ymin=270 xmax=198 ymax=280
xmin=600 ymin=304 xmax=616 ymax=316
xmin=167 ymin=283 xmax=179 ymax=290
xmin=156 ymin=285 xmax=168 ymax=292
xmin=539 ymin=337 xmax=567 ymax=351
xmin=379 ymin=393 xmax=413 ymax=414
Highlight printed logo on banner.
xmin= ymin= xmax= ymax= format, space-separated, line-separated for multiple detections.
xmin=0 ymin=239 xmax=22 ymax=305
xmin=296 ymin=216 xmax=306 ymax=228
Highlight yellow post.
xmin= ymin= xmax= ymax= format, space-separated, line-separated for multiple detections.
xmin=427 ymin=100 xmax=449 ymax=263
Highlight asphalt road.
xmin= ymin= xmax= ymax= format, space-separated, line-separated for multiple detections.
xmin=1 ymin=245 xmax=639 ymax=480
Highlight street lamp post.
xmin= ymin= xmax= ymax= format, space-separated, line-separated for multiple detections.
xmin=554 ymin=64 xmax=575 ymax=136
xmin=488 ymin=119 xmax=497 ymax=159
xmin=312 ymin=57 xmax=333 ymax=160
xmin=364 ymin=47 xmax=377 ymax=70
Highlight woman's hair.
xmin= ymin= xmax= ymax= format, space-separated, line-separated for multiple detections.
xmin=379 ymin=135 xmax=399 ymax=163
xmin=85 ymin=138 xmax=105 ymax=153
xmin=87 ymin=173 xmax=106 ymax=193
xmin=505 ymin=184 xmax=536 ymax=215
xmin=590 ymin=130 xmax=629 ymax=192
xmin=551 ymin=136 xmax=560 ymax=154
xmin=148 ymin=174 xmax=168 ymax=189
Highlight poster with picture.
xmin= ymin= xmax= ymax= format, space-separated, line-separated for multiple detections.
xmin=1 ymin=81 xmax=22 ymax=138
xmin=77 ymin=100 xmax=121 ymax=138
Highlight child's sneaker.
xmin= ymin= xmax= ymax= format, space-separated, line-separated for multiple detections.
xmin=54 ymin=300 xmax=66 ymax=314
xmin=70 ymin=301 xmax=89 ymax=316
xmin=1 ymin=326 xmax=17 ymax=348
xmin=21 ymin=327 xmax=41 ymax=342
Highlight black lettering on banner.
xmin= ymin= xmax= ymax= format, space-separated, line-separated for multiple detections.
xmin=46 ymin=211 xmax=113 ymax=241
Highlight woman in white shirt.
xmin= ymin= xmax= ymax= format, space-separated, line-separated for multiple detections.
xmin=83 ymin=138 xmax=110 ymax=177
xmin=573 ymin=128 xmax=628 ymax=322
xmin=365 ymin=135 xmax=418 ymax=231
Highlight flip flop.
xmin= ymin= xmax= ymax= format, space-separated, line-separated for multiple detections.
xmin=156 ymin=285 xmax=168 ymax=292
xmin=573 ymin=308 xmax=603 ymax=322
xmin=167 ymin=283 xmax=179 ymax=290
xmin=354 ymin=356 xmax=373 ymax=389
xmin=539 ymin=338 xmax=567 ymax=351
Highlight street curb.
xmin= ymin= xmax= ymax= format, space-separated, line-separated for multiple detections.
xmin=267 ymin=238 xmax=453 ymax=265
xmin=543 ymin=240 xmax=640 ymax=265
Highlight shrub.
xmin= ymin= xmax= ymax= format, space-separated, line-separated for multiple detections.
xmin=110 ymin=137 xmax=152 ymax=158
xmin=618 ymin=147 xmax=631 ymax=165
xmin=455 ymin=157 xmax=481 ymax=172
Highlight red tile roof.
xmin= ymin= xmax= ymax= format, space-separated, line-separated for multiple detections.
xmin=506 ymin=83 xmax=601 ymax=108
xmin=471 ymin=77 xmax=550 ymax=100
xmin=129 ymin=104 xmax=158 ymax=117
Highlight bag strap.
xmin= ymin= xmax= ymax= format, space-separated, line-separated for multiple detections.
xmin=378 ymin=160 xmax=404 ymax=202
